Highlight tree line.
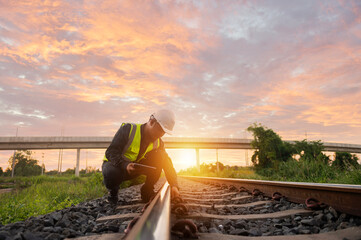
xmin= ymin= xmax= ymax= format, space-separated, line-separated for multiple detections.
xmin=247 ymin=123 xmax=360 ymax=172
xmin=0 ymin=150 xmax=98 ymax=177
xmin=0 ymin=151 xmax=43 ymax=177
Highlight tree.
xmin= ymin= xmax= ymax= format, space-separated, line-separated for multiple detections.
xmin=0 ymin=167 xmax=3 ymax=176
xmin=8 ymin=150 xmax=42 ymax=176
xmin=46 ymin=170 xmax=58 ymax=175
xmin=332 ymin=152 xmax=359 ymax=170
xmin=64 ymin=168 xmax=75 ymax=175
xmin=208 ymin=162 xmax=225 ymax=172
xmin=247 ymin=123 xmax=293 ymax=169
xmin=3 ymin=168 xmax=11 ymax=177
xmin=293 ymin=140 xmax=330 ymax=164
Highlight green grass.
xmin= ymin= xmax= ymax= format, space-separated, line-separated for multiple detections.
xmin=261 ymin=159 xmax=361 ymax=184
xmin=179 ymin=166 xmax=261 ymax=179
xmin=0 ymin=173 xmax=146 ymax=225
xmin=256 ymin=159 xmax=338 ymax=183
xmin=0 ymin=174 xmax=106 ymax=225
xmin=0 ymin=175 xmax=84 ymax=189
xmin=179 ymin=161 xmax=361 ymax=185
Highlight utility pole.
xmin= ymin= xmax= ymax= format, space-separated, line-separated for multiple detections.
xmin=75 ymin=149 xmax=80 ymax=177
xmin=11 ymin=127 xmax=18 ymax=178
xmin=196 ymin=149 xmax=200 ymax=171
xmin=216 ymin=149 xmax=219 ymax=174
xmin=244 ymin=130 xmax=249 ymax=167
xmin=86 ymin=150 xmax=88 ymax=174
xmin=58 ymin=126 xmax=64 ymax=174
xmin=245 ymin=149 xmax=249 ymax=166
xmin=41 ymin=152 xmax=44 ymax=175
xmin=59 ymin=148 xmax=63 ymax=174
xmin=58 ymin=149 xmax=63 ymax=174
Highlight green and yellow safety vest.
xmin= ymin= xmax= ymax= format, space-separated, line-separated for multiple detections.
xmin=103 ymin=123 xmax=160 ymax=162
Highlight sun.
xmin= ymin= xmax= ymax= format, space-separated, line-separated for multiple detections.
xmin=168 ymin=149 xmax=197 ymax=171
xmin=179 ymin=149 xmax=197 ymax=168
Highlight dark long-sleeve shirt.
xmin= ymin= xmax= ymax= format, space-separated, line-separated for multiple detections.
xmin=105 ymin=123 xmax=178 ymax=188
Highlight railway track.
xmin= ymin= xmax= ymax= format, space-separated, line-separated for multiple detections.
xmin=72 ymin=176 xmax=361 ymax=240
xmin=1 ymin=176 xmax=360 ymax=239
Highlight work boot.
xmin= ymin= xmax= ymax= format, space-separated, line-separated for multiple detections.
xmin=107 ymin=194 xmax=118 ymax=205
xmin=107 ymin=189 xmax=118 ymax=205
xmin=141 ymin=184 xmax=155 ymax=203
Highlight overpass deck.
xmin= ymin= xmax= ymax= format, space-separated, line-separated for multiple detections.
xmin=0 ymin=136 xmax=360 ymax=153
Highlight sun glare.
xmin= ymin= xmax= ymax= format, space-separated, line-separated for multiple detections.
xmin=180 ymin=149 xmax=197 ymax=168
xmin=168 ymin=149 xmax=197 ymax=171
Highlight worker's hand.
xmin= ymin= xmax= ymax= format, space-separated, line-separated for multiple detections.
xmin=126 ymin=163 xmax=142 ymax=176
xmin=171 ymin=186 xmax=180 ymax=199
xmin=127 ymin=163 xmax=156 ymax=176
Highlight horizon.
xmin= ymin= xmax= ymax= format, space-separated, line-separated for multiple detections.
xmin=0 ymin=148 xmax=254 ymax=173
xmin=1 ymin=142 xmax=360 ymax=173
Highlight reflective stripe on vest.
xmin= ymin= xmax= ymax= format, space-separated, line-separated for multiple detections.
xmin=103 ymin=123 xmax=160 ymax=162
xmin=103 ymin=123 xmax=134 ymax=161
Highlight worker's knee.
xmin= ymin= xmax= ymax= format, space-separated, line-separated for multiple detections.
xmin=102 ymin=161 xmax=124 ymax=190
xmin=142 ymin=150 xmax=164 ymax=169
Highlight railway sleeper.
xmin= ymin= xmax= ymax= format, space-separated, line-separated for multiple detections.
xmin=181 ymin=191 xmax=241 ymax=198
xmin=171 ymin=178 xmax=361 ymax=239
xmin=188 ymin=226 xmax=361 ymax=240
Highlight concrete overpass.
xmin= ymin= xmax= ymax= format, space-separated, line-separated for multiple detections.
xmin=1 ymin=136 xmax=361 ymax=176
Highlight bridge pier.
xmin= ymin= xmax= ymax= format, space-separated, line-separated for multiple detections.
xmin=216 ymin=149 xmax=219 ymax=173
xmin=75 ymin=149 xmax=80 ymax=177
xmin=196 ymin=148 xmax=200 ymax=171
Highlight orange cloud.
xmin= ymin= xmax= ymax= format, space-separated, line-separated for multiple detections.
xmin=259 ymin=40 xmax=361 ymax=129
xmin=0 ymin=0 xmax=212 ymax=104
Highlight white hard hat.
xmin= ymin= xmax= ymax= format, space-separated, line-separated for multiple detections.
xmin=152 ymin=109 xmax=175 ymax=134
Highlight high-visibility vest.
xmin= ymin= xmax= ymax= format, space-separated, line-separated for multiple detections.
xmin=103 ymin=123 xmax=160 ymax=162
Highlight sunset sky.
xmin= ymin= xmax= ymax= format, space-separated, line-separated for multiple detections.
xmin=1 ymin=0 xmax=361 ymax=172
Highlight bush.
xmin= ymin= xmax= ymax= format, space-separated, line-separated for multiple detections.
xmin=332 ymin=152 xmax=359 ymax=170
xmin=293 ymin=140 xmax=329 ymax=164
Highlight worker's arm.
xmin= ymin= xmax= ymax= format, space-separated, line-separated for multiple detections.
xmin=105 ymin=123 xmax=132 ymax=171
xmin=159 ymin=140 xmax=180 ymax=197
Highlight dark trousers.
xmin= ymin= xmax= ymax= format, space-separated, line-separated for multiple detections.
xmin=102 ymin=150 xmax=163 ymax=197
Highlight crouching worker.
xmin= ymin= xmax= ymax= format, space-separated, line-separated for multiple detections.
xmin=102 ymin=109 xmax=180 ymax=204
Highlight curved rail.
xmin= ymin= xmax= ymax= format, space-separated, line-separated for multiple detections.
xmin=180 ymin=176 xmax=361 ymax=217
xmin=124 ymin=182 xmax=171 ymax=240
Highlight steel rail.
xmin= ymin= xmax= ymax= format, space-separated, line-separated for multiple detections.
xmin=124 ymin=181 xmax=171 ymax=240
xmin=180 ymin=176 xmax=361 ymax=217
